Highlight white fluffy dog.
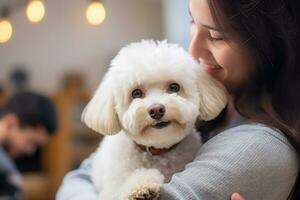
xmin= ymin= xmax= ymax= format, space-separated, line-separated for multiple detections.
xmin=82 ymin=40 xmax=227 ymax=200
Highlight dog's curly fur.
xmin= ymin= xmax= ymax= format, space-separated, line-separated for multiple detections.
xmin=82 ymin=40 xmax=228 ymax=200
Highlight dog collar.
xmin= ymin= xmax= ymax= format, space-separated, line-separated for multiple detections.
xmin=135 ymin=142 xmax=180 ymax=156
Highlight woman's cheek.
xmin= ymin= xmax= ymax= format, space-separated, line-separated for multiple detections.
xmin=215 ymin=43 xmax=233 ymax=61
xmin=212 ymin=46 xmax=233 ymax=76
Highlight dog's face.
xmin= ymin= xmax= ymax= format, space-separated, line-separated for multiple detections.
xmin=82 ymin=40 xmax=228 ymax=148
xmin=116 ymin=70 xmax=200 ymax=148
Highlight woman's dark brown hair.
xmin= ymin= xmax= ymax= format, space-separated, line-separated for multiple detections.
xmin=199 ymin=0 xmax=300 ymax=198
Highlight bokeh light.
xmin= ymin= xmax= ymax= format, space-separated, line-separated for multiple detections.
xmin=86 ymin=1 xmax=106 ymax=25
xmin=0 ymin=19 xmax=13 ymax=43
xmin=26 ymin=0 xmax=46 ymax=23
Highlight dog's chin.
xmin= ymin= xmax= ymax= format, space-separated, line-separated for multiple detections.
xmin=132 ymin=121 xmax=190 ymax=148
xmin=141 ymin=120 xmax=186 ymax=136
xmin=150 ymin=120 xmax=171 ymax=129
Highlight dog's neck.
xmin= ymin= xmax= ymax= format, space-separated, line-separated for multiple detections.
xmin=135 ymin=142 xmax=180 ymax=156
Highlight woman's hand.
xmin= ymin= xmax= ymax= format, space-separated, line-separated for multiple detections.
xmin=231 ymin=193 xmax=246 ymax=200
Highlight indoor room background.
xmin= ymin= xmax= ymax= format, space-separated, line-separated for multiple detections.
xmin=0 ymin=0 xmax=190 ymax=199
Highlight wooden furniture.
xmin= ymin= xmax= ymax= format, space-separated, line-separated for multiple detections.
xmin=5 ymin=74 xmax=101 ymax=200
xmin=0 ymin=85 xmax=6 ymax=107
xmin=41 ymin=74 xmax=102 ymax=199
xmin=22 ymin=173 xmax=51 ymax=200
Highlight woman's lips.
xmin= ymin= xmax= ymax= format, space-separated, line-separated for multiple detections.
xmin=201 ymin=62 xmax=223 ymax=72
xmin=200 ymin=62 xmax=224 ymax=80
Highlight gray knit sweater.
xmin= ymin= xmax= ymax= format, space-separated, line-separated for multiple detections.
xmin=56 ymin=123 xmax=299 ymax=200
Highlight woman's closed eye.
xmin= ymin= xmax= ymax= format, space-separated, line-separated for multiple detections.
xmin=189 ymin=19 xmax=224 ymax=43
xmin=208 ymin=32 xmax=224 ymax=42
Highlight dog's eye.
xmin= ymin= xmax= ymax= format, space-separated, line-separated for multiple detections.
xmin=168 ymin=83 xmax=180 ymax=93
xmin=132 ymin=89 xmax=144 ymax=99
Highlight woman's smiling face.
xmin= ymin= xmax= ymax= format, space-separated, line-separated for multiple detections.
xmin=189 ymin=0 xmax=255 ymax=93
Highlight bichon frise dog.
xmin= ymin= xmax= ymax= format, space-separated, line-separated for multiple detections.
xmin=82 ymin=40 xmax=228 ymax=200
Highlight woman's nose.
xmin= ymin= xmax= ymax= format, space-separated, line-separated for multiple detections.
xmin=189 ymin=31 xmax=211 ymax=61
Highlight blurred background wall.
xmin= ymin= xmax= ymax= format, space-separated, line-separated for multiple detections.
xmin=0 ymin=0 xmax=165 ymax=93
xmin=162 ymin=0 xmax=190 ymax=49
xmin=0 ymin=0 xmax=190 ymax=93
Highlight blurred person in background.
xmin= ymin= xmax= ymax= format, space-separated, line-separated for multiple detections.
xmin=0 ymin=92 xmax=58 ymax=200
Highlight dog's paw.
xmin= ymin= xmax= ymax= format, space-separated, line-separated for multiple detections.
xmin=128 ymin=185 xmax=160 ymax=200
xmin=120 ymin=168 xmax=164 ymax=200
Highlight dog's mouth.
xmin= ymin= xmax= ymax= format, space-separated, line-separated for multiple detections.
xmin=151 ymin=121 xmax=171 ymax=129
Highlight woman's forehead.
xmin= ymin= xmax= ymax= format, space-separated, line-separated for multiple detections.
xmin=190 ymin=0 xmax=231 ymax=33
xmin=190 ymin=0 xmax=216 ymax=28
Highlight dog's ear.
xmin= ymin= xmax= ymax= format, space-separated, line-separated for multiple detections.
xmin=197 ymin=71 xmax=228 ymax=121
xmin=82 ymin=73 xmax=121 ymax=135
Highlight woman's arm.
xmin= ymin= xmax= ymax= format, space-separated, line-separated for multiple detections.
xmin=55 ymin=152 xmax=247 ymax=200
xmin=159 ymin=124 xmax=299 ymax=200
xmin=56 ymin=154 xmax=98 ymax=200
xmin=56 ymin=124 xmax=297 ymax=200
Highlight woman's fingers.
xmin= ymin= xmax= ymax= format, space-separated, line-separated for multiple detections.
xmin=231 ymin=193 xmax=246 ymax=200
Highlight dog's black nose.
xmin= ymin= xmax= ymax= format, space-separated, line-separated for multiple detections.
xmin=148 ymin=104 xmax=165 ymax=120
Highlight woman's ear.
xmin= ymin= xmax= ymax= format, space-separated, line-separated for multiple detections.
xmin=82 ymin=73 xmax=121 ymax=135
xmin=197 ymin=71 xmax=228 ymax=121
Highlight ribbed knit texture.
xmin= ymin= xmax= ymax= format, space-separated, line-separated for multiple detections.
xmin=160 ymin=123 xmax=299 ymax=200
xmin=56 ymin=123 xmax=299 ymax=200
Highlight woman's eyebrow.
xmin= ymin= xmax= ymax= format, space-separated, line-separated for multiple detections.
xmin=201 ymin=24 xmax=223 ymax=32
xmin=188 ymin=8 xmax=224 ymax=32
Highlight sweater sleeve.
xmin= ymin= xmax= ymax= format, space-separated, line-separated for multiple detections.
xmin=160 ymin=123 xmax=299 ymax=200
xmin=56 ymin=153 xmax=98 ymax=200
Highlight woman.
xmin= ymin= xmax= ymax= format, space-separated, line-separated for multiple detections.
xmin=57 ymin=0 xmax=300 ymax=199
